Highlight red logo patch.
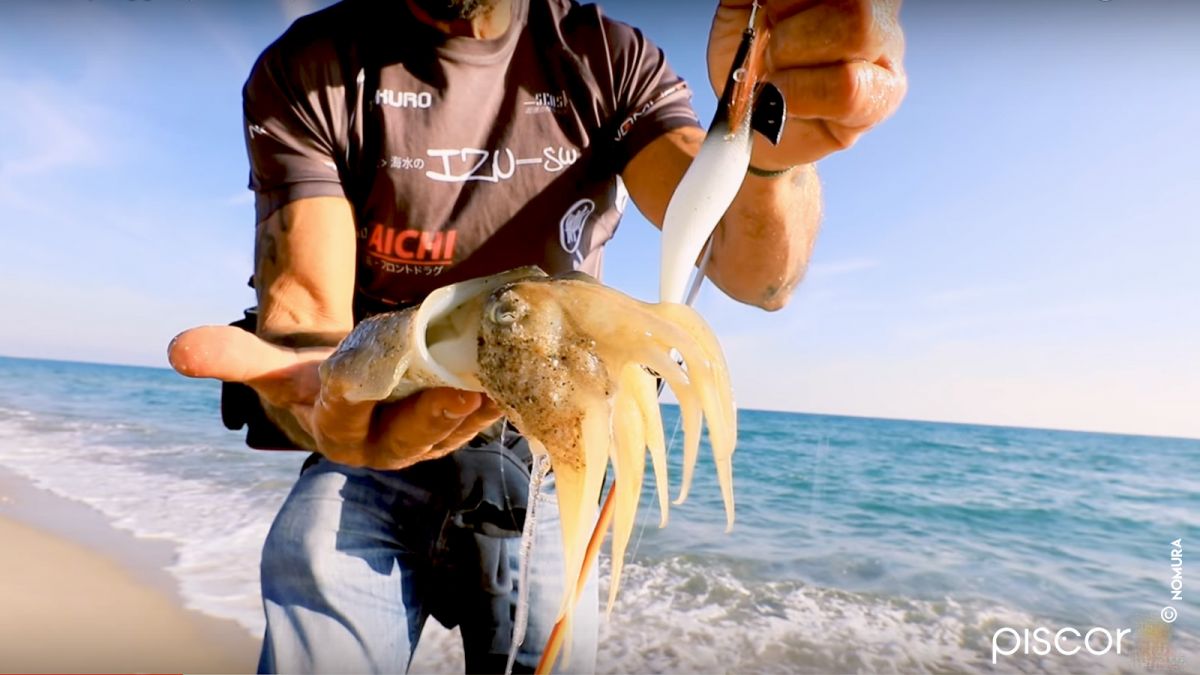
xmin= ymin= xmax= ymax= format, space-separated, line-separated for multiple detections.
xmin=366 ymin=225 xmax=457 ymax=266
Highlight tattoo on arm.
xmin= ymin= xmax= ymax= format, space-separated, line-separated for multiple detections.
xmin=254 ymin=218 xmax=279 ymax=273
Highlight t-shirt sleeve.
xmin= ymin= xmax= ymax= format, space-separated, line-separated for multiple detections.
xmin=602 ymin=18 xmax=702 ymax=171
xmin=242 ymin=33 xmax=347 ymax=222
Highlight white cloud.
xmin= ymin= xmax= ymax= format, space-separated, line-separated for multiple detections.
xmin=0 ymin=79 xmax=116 ymax=180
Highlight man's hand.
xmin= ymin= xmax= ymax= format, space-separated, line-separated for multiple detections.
xmin=168 ymin=325 xmax=502 ymax=470
xmin=708 ymin=0 xmax=907 ymax=168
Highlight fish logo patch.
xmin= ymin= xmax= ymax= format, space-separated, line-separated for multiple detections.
xmin=559 ymin=198 xmax=595 ymax=264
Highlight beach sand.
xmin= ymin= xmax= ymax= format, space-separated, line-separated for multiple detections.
xmin=0 ymin=471 xmax=259 ymax=674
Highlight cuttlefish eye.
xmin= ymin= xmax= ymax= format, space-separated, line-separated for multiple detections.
xmin=486 ymin=290 xmax=527 ymax=327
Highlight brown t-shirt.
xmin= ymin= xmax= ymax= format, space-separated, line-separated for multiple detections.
xmin=243 ymin=0 xmax=700 ymax=310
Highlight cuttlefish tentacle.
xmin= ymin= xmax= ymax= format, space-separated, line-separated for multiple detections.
xmin=614 ymin=301 xmax=734 ymax=523
xmin=552 ymin=401 xmax=611 ymax=624
xmin=652 ymin=303 xmax=737 ymax=526
xmin=628 ymin=364 xmax=668 ymax=528
xmin=607 ymin=363 xmax=649 ymax=614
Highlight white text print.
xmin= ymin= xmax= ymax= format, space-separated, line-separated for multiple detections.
xmin=424 ymin=146 xmax=579 ymax=183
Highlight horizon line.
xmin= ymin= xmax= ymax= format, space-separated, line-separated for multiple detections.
xmin=2 ymin=352 xmax=1196 ymax=443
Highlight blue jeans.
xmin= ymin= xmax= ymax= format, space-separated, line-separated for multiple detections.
xmin=257 ymin=454 xmax=599 ymax=674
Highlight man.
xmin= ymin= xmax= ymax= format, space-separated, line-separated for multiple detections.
xmin=169 ymin=0 xmax=906 ymax=672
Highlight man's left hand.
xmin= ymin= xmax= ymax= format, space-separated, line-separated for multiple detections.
xmin=708 ymin=0 xmax=907 ymax=169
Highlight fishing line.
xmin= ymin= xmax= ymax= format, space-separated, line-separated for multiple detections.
xmin=684 ymin=241 xmax=715 ymax=307
xmin=626 ymin=405 xmax=685 ymax=574
xmin=506 ymin=451 xmax=551 ymax=675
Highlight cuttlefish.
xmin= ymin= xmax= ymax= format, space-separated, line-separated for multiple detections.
xmin=319 ymin=267 xmax=736 ymax=670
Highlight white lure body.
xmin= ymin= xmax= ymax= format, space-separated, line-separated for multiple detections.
xmin=658 ymin=123 xmax=752 ymax=304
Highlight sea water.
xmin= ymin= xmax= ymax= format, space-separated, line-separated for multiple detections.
xmin=0 ymin=355 xmax=1196 ymax=673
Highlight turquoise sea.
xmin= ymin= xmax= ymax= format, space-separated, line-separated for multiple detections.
xmin=0 ymin=355 xmax=1195 ymax=673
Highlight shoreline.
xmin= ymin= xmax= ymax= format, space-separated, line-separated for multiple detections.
xmin=0 ymin=465 xmax=260 ymax=673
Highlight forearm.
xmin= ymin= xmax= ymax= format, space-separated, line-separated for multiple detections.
xmin=706 ymin=164 xmax=822 ymax=311
xmin=254 ymin=197 xmax=357 ymax=339
xmin=250 ymin=196 xmax=358 ymax=449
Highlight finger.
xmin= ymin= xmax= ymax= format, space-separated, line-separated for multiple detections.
xmin=169 ymin=325 xmax=327 ymax=387
xmin=430 ymin=399 xmax=505 ymax=453
xmin=766 ymin=0 xmax=894 ymax=69
xmin=750 ymin=119 xmax=860 ymax=166
xmin=425 ymin=388 xmax=486 ymax=419
xmin=312 ymin=393 xmax=377 ymax=451
xmin=769 ymin=59 xmax=906 ymax=128
xmin=373 ymin=388 xmax=485 ymax=450
xmin=169 ymin=326 xmax=296 ymax=381
xmin=170 ymin=325 xmax=330 ymax=404
xmin=415 ymin=403 xmax=505 ymax=465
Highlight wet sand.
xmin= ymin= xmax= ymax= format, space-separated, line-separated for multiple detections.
xmin=0 ymin=471 xmax=259 ymax=673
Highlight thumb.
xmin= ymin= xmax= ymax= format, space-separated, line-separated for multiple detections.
xmin=168 ymin=325 xmax=319 ymax=384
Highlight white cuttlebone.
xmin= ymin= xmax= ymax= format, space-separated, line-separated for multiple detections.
xmin=659 ymin=119 xmax=753 ymax=304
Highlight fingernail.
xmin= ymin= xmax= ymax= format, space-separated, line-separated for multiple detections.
xmin=443 ymin=408 xmax=470 ymax=420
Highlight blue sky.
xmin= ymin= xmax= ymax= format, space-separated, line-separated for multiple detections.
xmin=0 ymin=0 xmax=1196 ymax=438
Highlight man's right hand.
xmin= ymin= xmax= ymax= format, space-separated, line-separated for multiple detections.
xmin=168 ymin=325 xmax=503 ymax=470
